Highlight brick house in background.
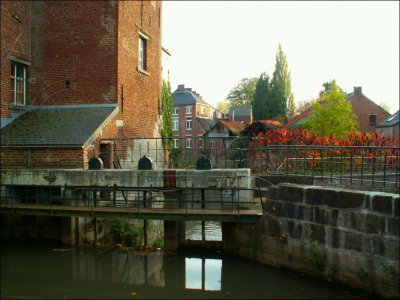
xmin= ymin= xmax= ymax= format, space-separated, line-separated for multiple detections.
xmin=287 ymin=87 xmax=390 ymax=133
xmin=1 ymin=1 xmax=162 ymax=169
xmin=347 ymin=87 xmax=390 ymax=133
xmin=171 ymin=84 xmax=223 ymax=150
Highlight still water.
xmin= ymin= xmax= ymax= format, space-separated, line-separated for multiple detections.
xmin=1 ymin=240 xmax=370 ymax=299
xmin=185 ymin=221 xmax=222 ymax=241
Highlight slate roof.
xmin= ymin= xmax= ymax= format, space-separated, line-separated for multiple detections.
xmin=1 ymin=105 xmax=117 ymax=147
xmin=228 ymin=106 xmax=252 ymax=117
xmin=196 ymin=117 xmax=216 ymax=132
xmin=172 ymin=89 xmax=208 ymax=106
xmin=376 ymin=110 xmax=399 ymax=127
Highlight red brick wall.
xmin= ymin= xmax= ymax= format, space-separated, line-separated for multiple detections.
xmin=29 ymin=1 xmax=118 ymax=106
xmin=1 ymin=148 xmax=84 ymax=168
xmin=1 ymin=1 xmax=162 ymax=169
xmin=116 ymin=0 xmax=162 ymax=137
xmin=1 ymin=1 xmax=32 ymax=119
xmin=349 ymin=88 xmax=390 ymax=133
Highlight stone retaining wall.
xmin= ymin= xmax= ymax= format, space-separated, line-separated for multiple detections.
xmin=222 ymin=183 xmax=399 ymax=298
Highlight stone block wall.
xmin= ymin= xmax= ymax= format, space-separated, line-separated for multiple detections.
xmin=223 ymin=183 xmax=399 ymax=298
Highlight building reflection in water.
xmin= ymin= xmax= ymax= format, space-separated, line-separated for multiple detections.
xmin=72 ymin=250 xmax=165 ymax=287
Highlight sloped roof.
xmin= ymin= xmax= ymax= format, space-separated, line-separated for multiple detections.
xmin=196 ymin=117 xmax=216 ymax=132
xmin=228 ymin=106 xmax=252 ymax=117
xmin=376 ymin=110 xmax=399 ymax=127
xmin=242 ymin=120 xmax=282 ymax=136
xmin=205 ymin=120 xmax=245 ymax=136
xmin=1 ymin=104 xmax=118 ymax=147
xmin=219 ymin=120 xmax=246 ymax=135
xmin=172 ymin=89 xmax=208 ymax=106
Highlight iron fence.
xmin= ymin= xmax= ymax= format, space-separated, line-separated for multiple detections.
xmin=99 ymin=137 xmax=399 ymax=192
xmin=250 ymin=145 xmax=400 ymax=192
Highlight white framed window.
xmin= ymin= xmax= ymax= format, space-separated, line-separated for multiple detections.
xmin=201 ymin=106 xmax=206 ymax=115
xmin=210 ymin=140 xmax=216 ymax=148
xmin=173 ymin=118 xmax=179 ymax=131
xmin=173 ymin=107 xmax=179 ymax=115
xmin=174 ymin=139 xmax=179 ymax=148
xmin=138 ymin=33 xmax=148 ymax=72
xmin=186 ymin=119 xmax=192 ymax=130
xmin=10 ymin=61 xmax=27 ymax=107
xmin=186 ymin=105 xmax=192 ymax=115
xmin=186 ymin=138 xmax=192 ymax=149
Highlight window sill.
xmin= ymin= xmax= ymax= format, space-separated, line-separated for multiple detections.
xmin=137 ymin=67 xmax=150 ymax=76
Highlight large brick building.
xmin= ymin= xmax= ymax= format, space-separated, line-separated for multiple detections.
xmin=1 ymin=1 xmax=163 ymax=169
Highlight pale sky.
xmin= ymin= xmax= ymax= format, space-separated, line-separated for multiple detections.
xmin=162 ymin=1 xmax=399 ymax=114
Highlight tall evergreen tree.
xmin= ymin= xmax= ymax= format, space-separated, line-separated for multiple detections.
xmin=252 ymin=73 xmax=272 ymax=120
xmin=271 ymin=44 xmax=295 ymax=115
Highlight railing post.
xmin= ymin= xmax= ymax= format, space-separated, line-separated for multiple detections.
xmin=201 ymin=188 xmax=205 ymax=209
xmin=113 ymin=183 xmax=117 ymax=207
xmin=351 ymin=149 xmax=354 ymax=185
xmin=361 ymin=152 xmax=364 ymax=186
xmin=383 ymin=152 xmax=387 ymax=189
xmin=372 ymin=148 xmax=376 ymax=188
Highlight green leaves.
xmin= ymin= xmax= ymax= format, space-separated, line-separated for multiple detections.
xmin=161 ymin=80 xmax=174 ymax=151
xmin=303 ymin=80 xmax=359 ymax=139
xmin=226 ymin=77 xmax=258 ymax=108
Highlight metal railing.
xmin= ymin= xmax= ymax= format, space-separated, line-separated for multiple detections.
xmin=255 ymin=145 xmax=400 ymax=192
xmin=99 ymin=136 xmax=248 ymax=170
xmin=0 ymin=175 xmax=266 ymax=215
xmin=100 ymin=137 xmax=399 ymax=192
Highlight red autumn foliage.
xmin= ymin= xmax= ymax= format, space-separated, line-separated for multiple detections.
xmin=250 ymin=128 xmax=399 ymax=148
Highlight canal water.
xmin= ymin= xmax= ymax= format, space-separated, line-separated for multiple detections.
xmin=1 ymin=239 xmax=372 ymax=299
xmin=185 ymin=221 xmax=222 ymax=241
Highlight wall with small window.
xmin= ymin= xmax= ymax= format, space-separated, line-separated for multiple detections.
xmin=117 ymin=1 xmax=162 ymax=137
xmin=1 ymin=1 xmax=32 ymax=120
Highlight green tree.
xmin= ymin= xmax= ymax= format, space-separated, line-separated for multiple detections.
xmin=272 ymin=44 xmax=295 ymax=115
xmin=252 ymin=73 xmax=272 ymax=120
xmin=161 ymin=80 xmax=174 ymax=151
xmin=319 ymin=79 xmax=345 ymax=97
xmin=216 ymin=101 xmax=228 ymax=114
xmin=226 ymin=77 xmax=258 ymax=108
xmin=302 ymin=80 xmax=359 ymax=138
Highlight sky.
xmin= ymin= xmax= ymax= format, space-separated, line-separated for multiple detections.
xmin=162 ymin=1 xmax=399 ymax=114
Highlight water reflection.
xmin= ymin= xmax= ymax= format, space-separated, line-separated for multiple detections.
xmin=185 ymin=258 xmax=222 ymax=291
xmin=185 ymin=221 xmax=222 ymax=241
xmin=1 ymin=240 xmax=368 ymax=299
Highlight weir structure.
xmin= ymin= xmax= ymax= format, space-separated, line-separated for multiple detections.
xmin=0 ymin=168 xmax=263 ymax=250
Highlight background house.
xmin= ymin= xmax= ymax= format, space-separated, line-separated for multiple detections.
xmin=228 ymin=106 xmax=253 ymax=124
xmin=287 ymin=86 xmax=390 ymax=133
xmin=172 ymin=84 xmax=223 ymax=149
xmin=1 ymin=1 xmax=162 ymax=169
xmin=375 ymin=110 xmax=399 ymax=139
xmin=347 ymin=87 xmax=390 ymax=132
